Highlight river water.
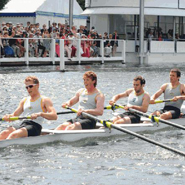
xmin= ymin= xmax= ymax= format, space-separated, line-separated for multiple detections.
xmin=1 ymin=62 xmax=185 ymax=185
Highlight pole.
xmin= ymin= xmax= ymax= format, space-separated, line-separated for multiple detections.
xmin=69 ymin=0 xmax=74 ymax=30
xmin=139 ymin=0 xmax=144 ymax=65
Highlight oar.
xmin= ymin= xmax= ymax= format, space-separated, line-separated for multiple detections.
xmin=0 ymin=106 xmax=116 ymax=121
xmin=0 ymin=111 xmax=76 ymax=121
xmin=104 ymin=105 xmax=120 ymax=110
xmin=0 ymin=116 xmax=31 ymax=121
xmin=153 ymin=99 xmax=173 ymax=104
xmin=57 ymin=111 xmax=75 ymax=115
xmin=65 ymin=106 xmax=185 ymax=157
xmin=115 ymin=104 xmax=185 ymax=131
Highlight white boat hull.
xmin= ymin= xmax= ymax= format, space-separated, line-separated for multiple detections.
xmin=0 ymin=117 xmax=185 ymax=148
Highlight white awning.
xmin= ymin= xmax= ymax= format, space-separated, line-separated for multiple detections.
xmin=82 ymin=7 xmax=185 ymax=16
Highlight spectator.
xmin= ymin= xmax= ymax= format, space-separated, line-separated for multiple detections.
xmin=81 ymin=34 xmax=90 ymax=57
xmin=61 ymin=33 xmax=72 ymax=60
xmin=104 ymin=42 xmax=112 ymax=57
xmin=55 ymin=32 xmax=60 ymax=57
xmin=103 ymin=32 xmax=109 ymax=47
xmin=9 ymin=31 xmax=20 ymax=57
xmin=2 ymin=31 xmax=14 ymax=57
xmin=15 ymin=33 xmax=26 ymax=57
xmin=83 ymin=26 xmax=89 ymax=36
xmin=90 ymin=34 xmax=98 ymax=57
xmin=96 ymin=33 xmax=102 ymax=57
xmin=158 ymin=33 xmax=163 ymax=41
xmin=42 ymin=30 xmax=51 ymax=57
xmin=112 ymin=30 xmax=119 ymax=56
xmin=28 ymin=33 xmax=38 ymax=57
xmin=68 ymin=32 xmax=77 ymax=58
xmin=34 ymin=31 xmax=45 ymax=57
xmin=108 ymin=33 xmax=114 ymax=56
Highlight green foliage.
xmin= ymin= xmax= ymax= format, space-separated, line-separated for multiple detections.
xmin=77 ymin=0 xmax=85 ymax=10
xmin=0 ymin=0 xmax=9 ymax=10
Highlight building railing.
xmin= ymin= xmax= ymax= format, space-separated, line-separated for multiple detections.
xmin=0 ymin=38 xmax=126 ymax=70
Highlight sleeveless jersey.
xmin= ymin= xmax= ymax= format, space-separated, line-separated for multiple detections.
xmin=127 ymin=90 xmax=145 ymax=107
xmin=79 ymin=88 xmax=101 ymax=110
xmin=23 ymin=96 xmax=45 ymax=126
xmin=164 ymin=83 xmax=183 ymax=109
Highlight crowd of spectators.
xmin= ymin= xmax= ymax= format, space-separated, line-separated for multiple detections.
xmin=145 ymin=27 xmax=185 ymax=41
xmin=0 ymin=21 xmax=120 ymax=59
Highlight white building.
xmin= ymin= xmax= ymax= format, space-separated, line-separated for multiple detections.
xmin=82 ymin=0 xmax=185 ymax=38
xmin=0 ymin=0 xmax=87 ymax=27
xmin=82 ymin=0 xmax=185 ymax=65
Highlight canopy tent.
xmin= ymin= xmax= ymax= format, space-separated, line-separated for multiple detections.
xmin=0 ymin=0 xmax=87 ymax=27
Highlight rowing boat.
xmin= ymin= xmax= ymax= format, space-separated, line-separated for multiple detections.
xmin=0 ymin=116 xmax=185 ymax=148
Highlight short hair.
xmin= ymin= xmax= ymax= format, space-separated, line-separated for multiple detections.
xmin=170 ymin=68 xmax=181 ymax=77
xmin=83 ymin=71 xmax=97 ymax=87
xmin=24 ymin=76 xmax=39 ymax=84
xmin=133 ymin=76 xmax=145 ymax=85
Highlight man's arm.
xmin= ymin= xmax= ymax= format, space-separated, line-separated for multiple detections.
xmin=3 ymin=98 xmax=25 ymax=121
xmin=129 ymin=93 xmax=150 ymax=113
xmin=150 ymin=84 xmax=167 ymax=104
xmin=172 ymin=84 xmax=185 ymax=101
xmin=109 ymin=89 xmax=133 ymax=105
xmin=32 ymin=97 xmax=57 ymax=120
xmin=62 ymin=89 xmax=82 ymax=108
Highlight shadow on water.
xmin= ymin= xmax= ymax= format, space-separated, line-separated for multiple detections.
xmin=1 ymin=61 xmax=185 ymax=74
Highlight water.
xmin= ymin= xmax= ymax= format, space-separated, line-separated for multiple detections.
xmin=1 ymin=62 xmax=185 ymax=185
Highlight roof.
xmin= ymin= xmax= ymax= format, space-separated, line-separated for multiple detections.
xmin=82 ymin=7 xmax=185 ymax=16
xmin=0 ymin=0 xmax=84 ymax=16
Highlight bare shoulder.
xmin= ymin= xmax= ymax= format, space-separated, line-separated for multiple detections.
xmin=126 ymin=88 xmax=134 ymax=95
xmin=144 ymin=92 xmax=150 ymax=99
xmin=180 ymin=83 xmax=185 ymax=93
xmin=19 ymin=97 xmax=28 ymax=105
xmin=76 ymin=88 xmax=85 ymax=95
xmin=41 ymin=96 xmax=53 ymax=104
xmin=96 ymin=89 xmax=105 ymax=99
xmin=159 ymin=83 xmax=168 ymax=92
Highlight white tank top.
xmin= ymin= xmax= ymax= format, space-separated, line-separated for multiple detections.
xmin=164 ymin=83 xmax=184 ymax=109
xmin=23 ymin=96 xmax=45 ymax=126
xmin=127 ymin=90 xmax=145 ymax=107
xmin=78 ymin=88 xmax=101 ymax=110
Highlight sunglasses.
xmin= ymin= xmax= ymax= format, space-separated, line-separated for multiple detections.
xmin=25 ymin=84 xmax=37 ymax=89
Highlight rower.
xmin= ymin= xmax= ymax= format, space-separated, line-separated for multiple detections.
xmin=150 ymin=68 xmax=185 ymax=120
xmin=109 ymin=76 xmax=150 ymax=124
xmin=55 ymin=71 xmax=105 ymax=130
xmin=0 ymin=76 xmax=57 ymax=140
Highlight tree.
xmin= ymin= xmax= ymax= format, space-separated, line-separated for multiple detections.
xmin=0 ymin=0 xmax=9 ymax=10
xmin=77 ymin=0 xmax=85 ymax=10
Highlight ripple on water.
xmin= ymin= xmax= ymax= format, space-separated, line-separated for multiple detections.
xmin=0 ymin=64 xmax=185 ymax=184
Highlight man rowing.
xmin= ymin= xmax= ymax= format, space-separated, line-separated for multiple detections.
xmin=150 ymin=68 xmax=185 ymax=120
xmin=55 ymin=71 xmax=104 ymax=130
xmin=109 ymin=76 xmax=150 ymax=124
xmin=0 ymin=76 xmax=57 ymax=140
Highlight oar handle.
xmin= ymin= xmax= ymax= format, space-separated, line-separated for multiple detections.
xmin=0 ymin=116 xmax=32 ymax=121
xmin=104 ymin=105 xmax=120 ymax=110
xmin=154 ymin=99 xmax=173 ymax=104
xmin=57 ymin=111 xmax=75 ymax=115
